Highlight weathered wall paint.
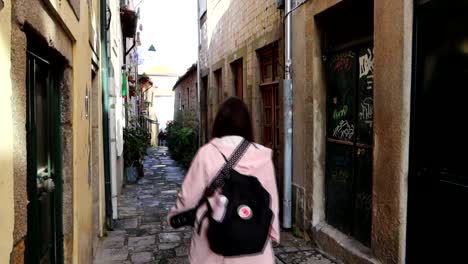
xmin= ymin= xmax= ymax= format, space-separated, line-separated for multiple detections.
xmin=9 ymin=0 xmax=105 ymax=262
xmin=0 ymin=0 xmax=15 ymax=262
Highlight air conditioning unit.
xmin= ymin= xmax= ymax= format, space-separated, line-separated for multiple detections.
xmin=120 ymin=0 xmax=129 ymax=8
xmin=277 ymin=0 xmax=285 ymax=9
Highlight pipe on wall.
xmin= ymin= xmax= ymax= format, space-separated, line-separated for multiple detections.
xmin=282 ymin=0 xmax=293 ymax=229
xmin=100 ymin=0 xmax=113 ymax=229
xmin=196 ymin=0 xmax=202 ymax=147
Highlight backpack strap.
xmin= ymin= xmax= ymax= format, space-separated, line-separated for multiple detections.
xmin=206 ymin=139 xmax=250 ymax=194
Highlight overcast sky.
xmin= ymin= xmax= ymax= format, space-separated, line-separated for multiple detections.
xmin=137 ymin=0 xmax=198 ymax=76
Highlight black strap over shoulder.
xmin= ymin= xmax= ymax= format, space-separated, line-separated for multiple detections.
xmin=207 ymin=139 xmax=250 ymax=194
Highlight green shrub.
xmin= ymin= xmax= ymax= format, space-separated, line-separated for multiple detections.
xmin=292 ymin=226 xmax=303 ymax=238
xmin=166 ymin=121 xmax=198 ymax=168
xmin=123 ymin=126 xmax=150 ymax=168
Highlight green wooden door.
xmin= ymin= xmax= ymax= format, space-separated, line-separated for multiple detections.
xmin=26 ymin=52 xmax=63 ymax=264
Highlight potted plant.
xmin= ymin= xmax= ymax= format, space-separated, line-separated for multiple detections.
xmin=124 ymin=125 xmax=151 ymax=182
xmin=123 ymin=127 xmax=148 ymax=183
xmin=124 ymin=127 xmax=138 ymax=183
xmin=135 ymin=126 xmax=150 ymax=178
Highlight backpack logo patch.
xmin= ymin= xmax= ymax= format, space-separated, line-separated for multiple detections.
xmin=237 ymin=205 xmax=253 ymax=219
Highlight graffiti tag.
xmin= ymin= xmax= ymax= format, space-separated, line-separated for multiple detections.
xmin=333 ymin=105 xmax=348 ymax=120
xmin=333 ymin=120 xmax=354 ymax=141
xmin=356 ymin=192 xmax=372 ymax=220
xmin=359 ymin=97 xmax=373 ymax=123
xmin=332 ymin=168 xmax=350 ymax=184
xmin=333 ymin=51 xmax=355 ymax=72
xmin=359 ymin=48 xmax=374 ymax=78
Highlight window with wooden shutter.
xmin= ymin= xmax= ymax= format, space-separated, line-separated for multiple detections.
xmin=231 ymin=59 xmax=243 ymax=99
xmin=214 ymin=68 xmax=223 ymax=103
xmin=258 ymin=43 xmax=280 ymax=170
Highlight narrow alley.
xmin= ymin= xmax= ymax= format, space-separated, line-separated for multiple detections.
xmin=94 ymin=147 xmax=336 ymax=264
xmin=2 ymin=0 xmax=467 ymax=263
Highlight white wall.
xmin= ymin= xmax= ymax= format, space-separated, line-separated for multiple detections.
xmin=0 ymin=0 xmax=15 ymax=261
xmin=150 ymin=75 xmax=177 ymax=130
xmin=154 ymin=96 xmax=175 ymax=130
xmin=108 ymin=0 xmax=125 ymax=219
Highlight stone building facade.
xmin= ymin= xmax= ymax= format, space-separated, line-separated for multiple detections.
xmin=173 ymin=64 xmax=199 ymax=130
xmin=0 ymin=0 xmax=133 ymax=263
xmin=199 ymin=0 xmax=467 ymax=263
xmin=198 ymin=0 xmax=285 ymax=190
xmin=5 ymin=0 xmax=104 ymax=262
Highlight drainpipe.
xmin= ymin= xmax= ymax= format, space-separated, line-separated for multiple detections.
xmin=196 ymin=0 xmax=202 ymax=147
xmin=101 ymin=0 xmax=113 ymax=229
xmin=283 ymin=0 xmax=293 ymax=229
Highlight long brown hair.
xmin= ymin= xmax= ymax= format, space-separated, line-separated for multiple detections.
xmin=211 ymin=96 xmax=253 ymax=141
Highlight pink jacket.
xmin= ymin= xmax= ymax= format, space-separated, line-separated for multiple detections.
xmin=168 ymin=136 xmax=280 ymax=264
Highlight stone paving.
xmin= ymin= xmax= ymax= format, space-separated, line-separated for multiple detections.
xmin=94 ymin=147 xmax=336 ymax=264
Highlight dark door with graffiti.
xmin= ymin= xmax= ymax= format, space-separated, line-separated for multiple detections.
xmin=407 ymin=1 xmax=468 ymax=262
xmin=324 ymin=43 xmax=374 ymax=246
xmin=26 ymin=51 xmax=64 ymax=264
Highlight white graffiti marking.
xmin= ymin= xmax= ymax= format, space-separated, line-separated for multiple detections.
xmin=356 ymin=193 xmax=372 ymax=216
xmin=359 ymin=48 xmax=374 ymax=78
xmin=366 ymin=74 xmax=374 ymax=90
xmin=359 ymin=97 xmax=373 ymax=122
xmin=333 ymin=120 xmax=355 ymax=141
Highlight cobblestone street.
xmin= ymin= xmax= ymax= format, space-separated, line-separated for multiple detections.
xmin=94 ymin=147 xmax=336 ymax=264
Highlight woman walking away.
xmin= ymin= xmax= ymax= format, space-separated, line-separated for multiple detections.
xmin=168 ymin=96 xmax=280 ymax=264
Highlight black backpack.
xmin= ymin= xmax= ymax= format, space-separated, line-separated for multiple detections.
xmin=170 ymin=139 xmax=274 ymax=256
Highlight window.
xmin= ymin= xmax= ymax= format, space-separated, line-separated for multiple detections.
xmin=258 ymin=43 xmax=280 ymax=172
xmin=120 ymin=0 xmax=129 ymax=7
xmin=214 ymin=69 xmax=223 ymax=103
xmin=195 ymin=82 xmax=198 ymax=108
xmin=187 ymin=87 xmax=190 ymax=109
xmin=231 ymin=59 xmax=243 ymax=98
xmin=179 ymin=91 xmax=182 ymax=110
xmin=259 ymin=45 xmax=279 ymax=83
